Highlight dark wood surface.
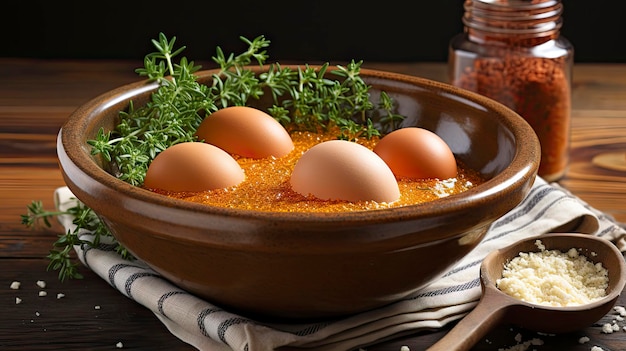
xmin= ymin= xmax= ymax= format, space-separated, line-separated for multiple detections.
xmin=2 ymin=58 xmax=626 ymax=350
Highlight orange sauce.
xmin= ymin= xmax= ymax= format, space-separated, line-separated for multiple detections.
xmin=151 ymin=129 xmax=485 ymax=213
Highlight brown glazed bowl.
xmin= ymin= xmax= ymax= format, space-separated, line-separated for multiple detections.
xmin=57 ymin=66 xmax=540 ymax=322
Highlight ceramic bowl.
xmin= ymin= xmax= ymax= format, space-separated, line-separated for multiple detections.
xmin=57 ymin=66 xmax=540 ymax=321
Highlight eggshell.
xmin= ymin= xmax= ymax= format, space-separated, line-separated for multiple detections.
xmin=373 ymin=127 xmax=457 ymax=179
xmin=143 ymin=142 xmax=244 ymax=192
xmin=195 ymin=106 xmax=294 ymax=159
xmin=290 ymin=140 xmax=400 ymax=203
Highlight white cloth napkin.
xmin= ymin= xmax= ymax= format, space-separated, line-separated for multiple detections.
xmin=54 ymin=177 xmax=626 ymax=351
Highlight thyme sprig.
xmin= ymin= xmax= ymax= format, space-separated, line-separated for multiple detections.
xmin=90 ymin=33 xmax=402 ymax=185
xmin=23 ymin=33 xmax=405 ymax=281
xmin=21 ymin=200 xmax=131 ymax=281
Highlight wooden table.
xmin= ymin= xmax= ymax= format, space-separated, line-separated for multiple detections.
xmin=2 ymin=59 xmax=626 ymax=350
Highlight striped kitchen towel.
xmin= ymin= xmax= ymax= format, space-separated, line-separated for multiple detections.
xmin=54 ymin=176 xmax=626 ymax=351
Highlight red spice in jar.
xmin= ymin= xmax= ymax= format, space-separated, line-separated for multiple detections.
xmin=449 ymin=0 xmax=573 ymax=182
xmin=453 ymin=55 xmax=571 ymax=179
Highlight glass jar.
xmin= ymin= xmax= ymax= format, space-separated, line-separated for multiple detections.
xmin=448 ymin=0 xmax=573 ymax=182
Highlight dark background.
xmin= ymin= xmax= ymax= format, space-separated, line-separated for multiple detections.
xmin=2 ymin=0 xmax=624 ymax=63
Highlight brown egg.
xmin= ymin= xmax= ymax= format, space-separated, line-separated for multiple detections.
xmin=373 ymin=127 xmax=457 ymax=179
xmin=195 ymin=106 xmax=294 ymax=159
xmin=290 ymin=140 xmax=400 ymax=203
xmin=143 ymin=142 xmax=244 ymax=192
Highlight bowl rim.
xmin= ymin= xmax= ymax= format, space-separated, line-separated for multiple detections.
xmin=59 ymin=65 xmax=540 ymax=225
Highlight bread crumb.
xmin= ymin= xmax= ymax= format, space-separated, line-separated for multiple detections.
xmin=578 ymin=336 xmax=589 ymax=344
xmin=36 ymin=280 xmax=46 ymax=289
xmin=15 ymin=297 xmax=22 ymax=304
xmin=10 ymin=281 xmax=21 ymax=290
xmin=38 ymin=291 xmax=47 ymax=297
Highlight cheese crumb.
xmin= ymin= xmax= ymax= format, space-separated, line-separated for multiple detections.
xmin=57 ymin=293 xmax=65 ymax=299
xmin=38 ymin=291 xmax=47 ymax=297
xmin=496 ymin=240 xmax=609 ymax=306
xmin=36 ymin=280 xmax=46 ymax=289
xmin=591 ymin=346 xmax=605 ymax=351
xmin=578 ymin=336 xmax=590 ymax=344
xmin=95 ymin=305 xmax=101 ymax=310
xmin=601 ymin=322 xmax=619 ymax=333
xmin=116 ymin=341 xmax=124 ymax=348
xmin=10 ymin=281 xmax=21 ymax=290
xmin=15 ymin=297 xmax=22 ymax=304
xmin=497 ymin=337 xmax=543 ymax=351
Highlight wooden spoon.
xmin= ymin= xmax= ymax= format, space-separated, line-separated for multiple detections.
xmin=427 ymin=233 xmax=626 ymax=351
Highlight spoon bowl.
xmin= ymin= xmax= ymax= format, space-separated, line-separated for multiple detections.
xmin=428 ymin=233 xmax=626 ymax=351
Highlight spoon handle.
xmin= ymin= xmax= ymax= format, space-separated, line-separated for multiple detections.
xmin=426 ymin=293 xmax=511 ymax=351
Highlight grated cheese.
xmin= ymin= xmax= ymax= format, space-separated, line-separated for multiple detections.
xmin=496 ymin=240 xmax=609 ymax=306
